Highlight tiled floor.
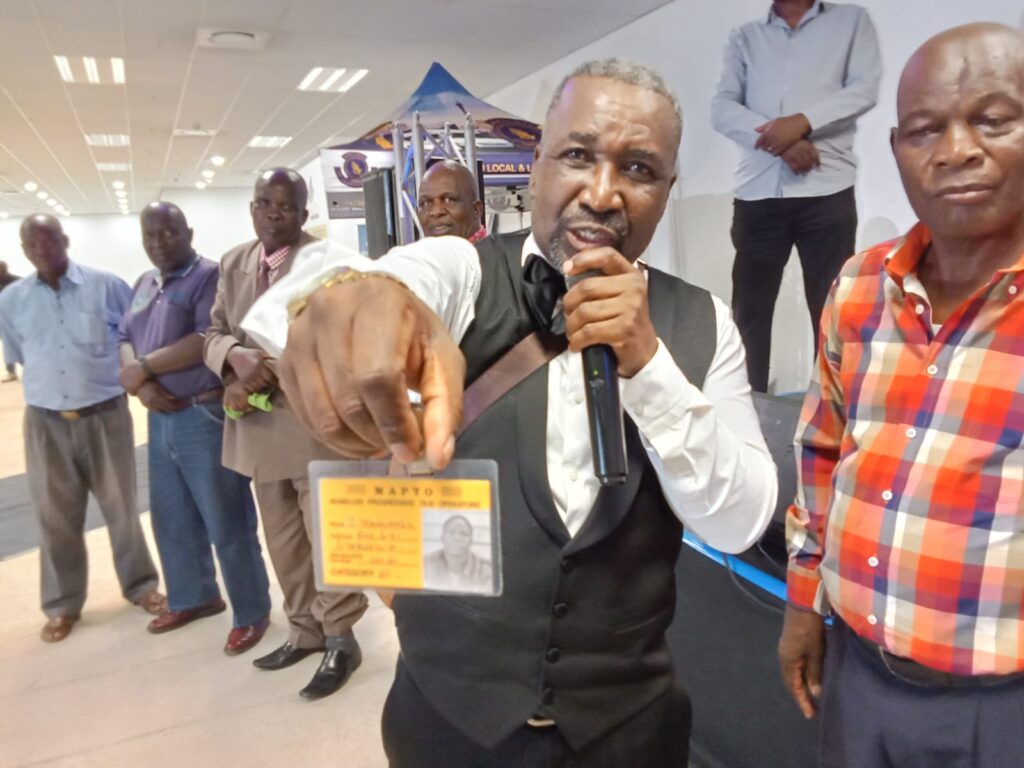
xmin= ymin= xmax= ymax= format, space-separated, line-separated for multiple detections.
xmin=0 ymin=520 xmax=399 ymax=768
xmin=0 ymin=380 xmax=398 ymax=768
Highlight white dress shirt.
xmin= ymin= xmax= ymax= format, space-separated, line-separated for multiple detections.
xmin=242 ymin=235 xmax=777 ymax=554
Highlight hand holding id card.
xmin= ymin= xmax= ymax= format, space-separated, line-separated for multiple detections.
xmin=310 ymin=459 xmax=502 ymax=597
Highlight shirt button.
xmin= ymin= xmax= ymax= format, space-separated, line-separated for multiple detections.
xmin=926 ymin=364 xmax=939 ymax=376
xmin=905 ymin=427 xmax=917 ymax=439
xmin=553 ymin=602 xmax=568 ymax=618
xmin=867 ymin=614 xmax=878 ymax=626
xmin=561 ymin=558 xmax=576 ymax=574
xmin=915 ymin=304 xmax=925 ymax=315
xmin=568 ymin=470 xmax=578 ymax=482
xmin=546 ymin=647 xmax=561 ymax=663
xmin=574 ymin=393 xmax=584 ymax=405
xmin=868 ymin=556 xmax=879 ymax=567
xmin=1010 ymin=285 xmax=1019 ymax=296
xmin=882 ymin=489 xmax=893 ymax=502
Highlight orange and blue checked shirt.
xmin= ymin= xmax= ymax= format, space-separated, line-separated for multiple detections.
xmin=787 ymin=223 xmax=1024 ymax=675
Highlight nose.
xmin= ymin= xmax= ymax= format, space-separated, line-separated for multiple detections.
xmin=579 ymin=161 xmax=624 ymax=213
xmin=934 ymin=120 xmax=984 ymax=169
xmin=428 ymin=199 xmax=446 ymax=218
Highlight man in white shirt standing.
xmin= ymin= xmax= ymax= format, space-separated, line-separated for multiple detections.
xmin=712 ymin=0 xmax=881 ymax=391
xmin=244 ymin=58 xmax=777 ymax=767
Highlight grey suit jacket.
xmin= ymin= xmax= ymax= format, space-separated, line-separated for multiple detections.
xmin=204 ymin=232 xmax=340 ymax=482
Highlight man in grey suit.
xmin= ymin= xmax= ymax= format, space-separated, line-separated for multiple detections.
xmin=204 ymin=168 xmax=367 ymax=699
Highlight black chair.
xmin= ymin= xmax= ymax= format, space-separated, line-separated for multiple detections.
xmin=667 ymin=393 xmax=821 ymax=768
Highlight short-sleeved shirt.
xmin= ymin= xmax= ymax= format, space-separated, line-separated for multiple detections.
xmin=0 ymin=261 xmax=130 ymax=410
xmin=118 ymin=255 xmax=221 ymax=399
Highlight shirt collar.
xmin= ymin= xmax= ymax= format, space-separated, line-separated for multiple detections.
xmin=259 ymin=244 xmax=290 ymax=272
xmin=35 ymin=260 xmax=82 ymax=287
xmin=157 ymin=254 xmax=198 ymax=287
xmin=767 ymin=1 xmax=824 ymax=29
xmin=884 ymin=221 xmax=1024 ymax=288
xmin=467 ymin=224 xmax=488 ymax=244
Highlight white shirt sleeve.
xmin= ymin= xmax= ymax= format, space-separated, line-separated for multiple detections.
xmin=620 ymin=296 xmax=777 ymax=554
xmin=241 ymin=235 xmax=481 ymax=356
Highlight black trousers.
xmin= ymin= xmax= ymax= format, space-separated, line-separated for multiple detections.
xmin=820 ymin=620 xmax=1024 ymax=768
xmin=381 ymin=659 xmax=692 ymax=768
xmin=730 ymin=187 xmax=857 ymax=392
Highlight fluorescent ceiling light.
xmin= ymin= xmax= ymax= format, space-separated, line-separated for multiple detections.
xmin=173 ymin=127 xmax=217 ymax=137
xmin=46 ymin=199 xmax=57 ymax=207
xmin=111 ymin=57 xmax=125 ymax=84
xmin=83 ymin=57 xmax=100 ymax=84
xmin=319 ymin=68 xmax=347 ymax=92
xmin=85 ymin=133 xmax=130 ymax=147
xmin=338 ymin=69 xmax=369 ymax=93
xmin=23 ymin=181 xmax=38 ymax=192
xmin=54 ymin=55 xmax=74 ymax=83
xmin=201 ymin=170 xmax=215 ymax=179
xmin=297 ymin=67 xmax=323 ymax=91
xmin=121 ymin=210 xmax=131 ymax=216
xmin=247 ymin=136 xmax=292 ymax=148
xmin=0 ymin=212 xmax=9 ymax=220
xmin=112 ymin=180 xmax=125 ymax=190
xmin=36 ymin=191 xmax=48 ymax=200
xmin=210 ymin=155 xmax=225 ymax=167
xmin=115 ymin=190 xmax=127 ymax=198
xmin=195 ymin=181 xmax=207 ymax=190
xmin=96 ymin=162 xmax=131 ymax=172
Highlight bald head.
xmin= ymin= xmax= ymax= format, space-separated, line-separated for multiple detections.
xmin=892 ymin=23 xmax=1024 ymax=243
xmin=251 ymin=167 xmax=309 ymax=252
xmin=417 ymin=161 xmax=483 ymax=239
xmin=141 ymin=202 xmax=194 ymax=273
xmin=20 ymin=214 xmax=68 ymax=283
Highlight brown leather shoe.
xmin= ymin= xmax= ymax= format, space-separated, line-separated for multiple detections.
xmin=224 ymin=616 xmax=270 ymax=655
xmin=133 ymin=590 xmax=168 ymax=616
xmin=147 ymin=598 xmax=226 ymax=634
xmin=41 ymin=616 xmax=78 ymax=643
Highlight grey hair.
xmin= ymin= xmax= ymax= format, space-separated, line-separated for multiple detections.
xmin=545 ymin=58 xmax=683 ymax=146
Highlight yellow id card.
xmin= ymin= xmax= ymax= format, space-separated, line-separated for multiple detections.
xmin=310 ymin=460 xmax=501 ymax=596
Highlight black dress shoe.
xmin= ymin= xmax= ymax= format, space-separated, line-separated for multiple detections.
xmin=252 ymin=641 xmax=323 ymax=671
xmin=299 ymin=637 xmax=362 ymax=700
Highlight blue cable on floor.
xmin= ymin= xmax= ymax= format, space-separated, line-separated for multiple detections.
xmin=682 ymin=530 xmax=788 ymax=603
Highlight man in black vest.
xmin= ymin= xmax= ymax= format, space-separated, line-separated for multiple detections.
xmin=243 ymin=58 xmax=777 ymax=767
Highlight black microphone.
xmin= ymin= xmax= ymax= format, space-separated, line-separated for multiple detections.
xmin=566 ymin=270 xmax=628 ymax=485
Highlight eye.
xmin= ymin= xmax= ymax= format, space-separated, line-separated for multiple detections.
xmin=624 ymin=161 xmax=655 ymax=180
xmin=561 ymin=147 xmax=589 ymax=164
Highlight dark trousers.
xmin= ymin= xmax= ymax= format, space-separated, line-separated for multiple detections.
xmin=382 ymin=659 xmax=691 ymax=768
xmin=820 ymin=620 xmax=1024 ymax=768
xmin=730 ymin=187 xmax=857 ymax=392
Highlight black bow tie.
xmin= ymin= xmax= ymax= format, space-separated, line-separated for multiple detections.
xmin=522 ymin=254 xmax=567 ymax=335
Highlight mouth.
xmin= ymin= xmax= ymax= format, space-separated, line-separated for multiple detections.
xmin=565 ymin=225 xmax=623 ymax=252
xmin=937 ymin=183 xmax=996 ymax=204
xmin=428 ymin=222 xmax=454 ymax=236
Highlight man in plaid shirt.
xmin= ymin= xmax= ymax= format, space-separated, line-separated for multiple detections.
xmin=780 ymin=23 xmax=1024 ymax=767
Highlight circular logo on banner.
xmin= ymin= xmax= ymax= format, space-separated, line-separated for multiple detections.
xmin=334 ymin=152 xmax=371 ymax=188
xmin=483 ymin=118 xmax=542 ymax=148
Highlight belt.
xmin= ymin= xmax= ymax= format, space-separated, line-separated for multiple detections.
xmin=186 ymin=387 xmax=224 ymax=406
xmin=37 ymin=395 xmax=124 ymax=421
xmin=850 ymin=625 xmax=1024 ymax=689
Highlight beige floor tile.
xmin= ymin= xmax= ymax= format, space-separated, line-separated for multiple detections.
xmin=0 ymin=516 xmax=398 ymax=768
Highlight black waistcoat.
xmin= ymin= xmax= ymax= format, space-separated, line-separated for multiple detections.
xmin=392 ymin=231 xmax=717 ymax=750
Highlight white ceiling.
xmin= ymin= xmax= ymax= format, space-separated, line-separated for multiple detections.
xmin=0 ymin=0 xmax=673 ymax=218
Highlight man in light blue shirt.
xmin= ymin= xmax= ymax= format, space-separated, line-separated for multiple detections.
xmin=0 ymin=214 xmax=165 ymax=643
xmin=711 ymin=0 xmax=880 ymax=391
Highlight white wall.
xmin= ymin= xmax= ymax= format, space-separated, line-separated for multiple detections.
xmin=487 ymin=0 xmax=1024 ymax=392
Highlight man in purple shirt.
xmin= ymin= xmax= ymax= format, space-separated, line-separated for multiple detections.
xmin=119 ymin=202 xmax=271 ymax=654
